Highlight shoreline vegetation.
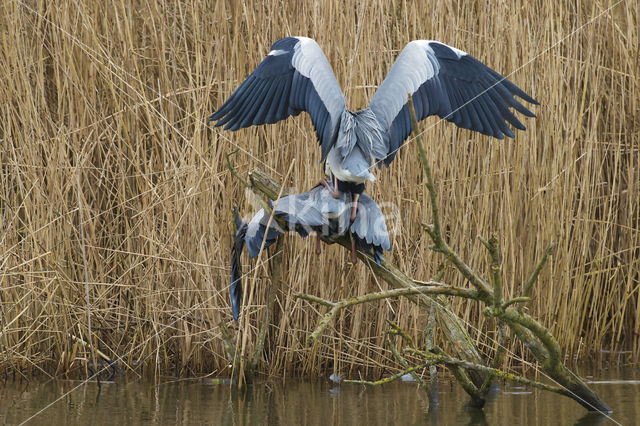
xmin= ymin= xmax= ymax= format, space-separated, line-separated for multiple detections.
xmin=1 ymin=0 xmax=638 ymax=381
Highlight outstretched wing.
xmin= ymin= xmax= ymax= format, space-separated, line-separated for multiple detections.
xmin=210 ymin=37 xmax=347 ymax=160
xmin=368 ymin=40 xmax=538 ymax=165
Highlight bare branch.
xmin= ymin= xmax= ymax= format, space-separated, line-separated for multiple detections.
xmin=343 ymin=361 xmax=435 ymax=386
xmin=297 ymin=284 xmax=476 ymax=343
xmin=521 ymin=242 xmax=557 ymax=306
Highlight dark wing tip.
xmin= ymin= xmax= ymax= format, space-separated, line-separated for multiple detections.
xmin=517 ymin=91 xmax=539 ymax=106
xmin=374 ymin=247 xmax=383 ymax=265
xmin=520 ymin=106 xmax=537 ymax=117
xmin=230 ymin=247 xmax=242 ymax=322
xmin=230 ymin=210 xmax=247 ymax=322
xmin=230 ymin=279 xmax=242 ymax=322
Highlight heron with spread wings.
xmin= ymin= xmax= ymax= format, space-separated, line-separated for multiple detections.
xmin=211 ymin=37 xmax=537 ymax=222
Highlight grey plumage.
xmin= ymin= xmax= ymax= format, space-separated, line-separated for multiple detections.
xmin=218 ymin=36 xmax=538 ymax=321
xmin=211 ymin=37 xmax=538 ymax=180
xmin=243 ymin=184 xmax=390 ymax=258
xmin=229 ymin=183 xmax=391 ymax=321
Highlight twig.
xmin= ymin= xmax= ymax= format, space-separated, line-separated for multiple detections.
xmin=295 ymin=293 xmax=334 ymax=308
xmin=385 ymin=335 xmax=427 ymax=388
xmin=407 ymin=95 xmax=441 ymax=239
xmin=386 ymin=320 xmax=415 ymax=346
xmin=225 ymin=149 xmax=251 ymax=189
xmin=478 ymin=235 xmax=503 ymax=307
xmin=503 ymin=297 xmax=530 ymax=309
xmin=343 ymin=361 xmax=436 ymax=386
xmin=521 ymin=242 xmax=557 ymax=306
xmin=69 ymin=334 xmax=117 ymax=369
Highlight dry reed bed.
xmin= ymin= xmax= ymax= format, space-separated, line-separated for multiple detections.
xmin=0 ymin=0 xmax=638 ymax=378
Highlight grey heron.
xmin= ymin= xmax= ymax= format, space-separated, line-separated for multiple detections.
xmin=211 ymin=37 xmax=538 ymax=222
xmin=230 ymin=182 xmax=391 ymax=321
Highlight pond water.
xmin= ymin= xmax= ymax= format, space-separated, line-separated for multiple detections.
xmin=1 ymin=366 xmax=638 ymax=425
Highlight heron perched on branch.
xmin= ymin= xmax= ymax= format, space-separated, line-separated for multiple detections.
xmin=230 ymin=182 xmax=391 ymax=321
xmin=211 ymin=36 xmax=538 ymax=222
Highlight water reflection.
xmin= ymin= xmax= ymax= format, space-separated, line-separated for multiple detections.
xmin=1 ymin=366 xmax=638 ymax=425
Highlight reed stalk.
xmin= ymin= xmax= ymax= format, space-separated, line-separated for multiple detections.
xmin=0 ymin=0 xmax=637 ymax=379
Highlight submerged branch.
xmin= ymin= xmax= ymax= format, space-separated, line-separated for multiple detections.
xmin=386 ymin=335 xmax=427 ymax=388
xmin=405 ymin=348 xmax=573 ymax=398
xmin=343 ymin=361 xmax=435 ymax=386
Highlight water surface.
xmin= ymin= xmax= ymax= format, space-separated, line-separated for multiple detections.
xmin=2 ymin=366 xmax=638 ymax=425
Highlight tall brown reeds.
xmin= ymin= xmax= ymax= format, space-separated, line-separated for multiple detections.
xmin=0 ymin=0 xmax=638 ymax=379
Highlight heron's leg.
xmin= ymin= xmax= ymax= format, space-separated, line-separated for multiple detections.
xmin=316 ymin=234 xmax=322 ymax=255
xmin=331 ymin=175 xmax=340 ymax=199
xmin=317 ymin=178 xmax=340 ymax=198
xmin=350 ymin=193 xmax=360 ymax=222
xmin=317 ymin=178 xmax=331 ymax=190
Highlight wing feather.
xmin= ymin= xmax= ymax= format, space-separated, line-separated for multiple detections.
xmin=253 ymin=80 xmax=280 ymax=124
xmin=211 ymin=37 xmax=346 ymax=159
xmin=369 ymin=40 xmax=538 ymax=165
xmin=228 ymin=80 xmax=267 ymax=130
